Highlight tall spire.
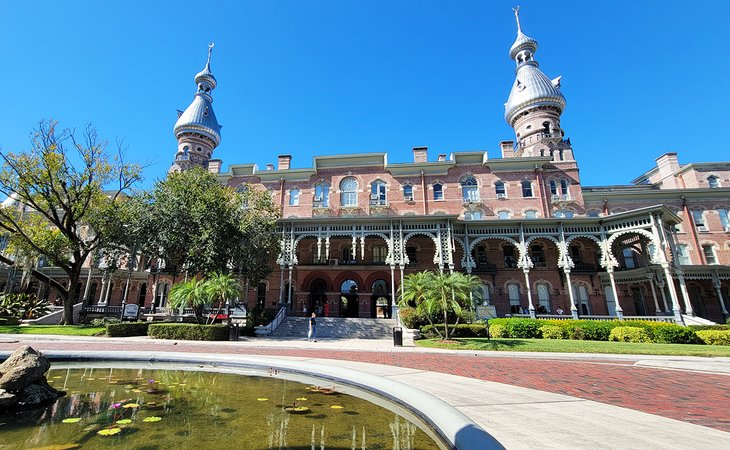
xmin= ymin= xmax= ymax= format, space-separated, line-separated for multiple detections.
xmin=170 ymin=44 xmax=222 ymax=173
xmin=513 ymin=6 xmax=522 ymax=32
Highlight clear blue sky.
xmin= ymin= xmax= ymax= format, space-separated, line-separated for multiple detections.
xmin=1 ymin=0 xmax=728 ymax=188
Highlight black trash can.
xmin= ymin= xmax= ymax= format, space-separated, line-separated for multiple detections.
xmin=392 ymin=326 xmax=403 ymax=347
xmin=229 ymin=324 xmax=240 ymax=341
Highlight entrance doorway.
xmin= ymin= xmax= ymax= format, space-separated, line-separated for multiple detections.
xmin=340 ymin=279 xmax=359 ymax=317
xmin=370 ymin=279 xmax=391 ymax=318
xmin=309 ymin=279 xmax=327 ymax=316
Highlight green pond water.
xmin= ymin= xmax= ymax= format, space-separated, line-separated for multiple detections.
xmin=0 ymin=367 xmax=441 ymax=450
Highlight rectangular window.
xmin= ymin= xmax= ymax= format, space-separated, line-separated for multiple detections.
xmin=703 ymin=245 xmax=717 ymax=264
xmin=537 ymin=284 xmax=551 ymax=313
xmin=719 ymin=209 xmax=730 ymax=231
xmin=403 ymin=185 xmax=413 ymax=201
xmin=521 ymin=182 xmax=533 ymax=197
xmin=373 ymin=246 xmax=387 ymax=264
xmin=289 ymin=189 xmax=300 ymax=206
xmin=314 ymin=185 xmax=329 ymax=207
xmin=508 ymin=284 xmax=521 ymax=314
xmin=692 ymin=210 xmax=707 ymax=231
xmin=495 ymin=182 xmax=506 ymax=198
xmin=676 ymin=244 xmax=691 ymax=265
xmin=433 ymin=184 xmax=444 ymax=201
xmin=462 ymin=186 xmax=479 ymax=202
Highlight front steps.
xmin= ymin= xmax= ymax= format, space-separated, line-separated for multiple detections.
xmin=268 ymin=317 xmax=397 ymax=340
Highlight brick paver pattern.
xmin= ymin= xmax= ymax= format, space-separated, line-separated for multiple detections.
xmin=2 ymin=340 xmax=729 ymax=432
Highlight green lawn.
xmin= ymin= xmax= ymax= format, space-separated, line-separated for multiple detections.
xmin=416 ymin=337 xmax=730 ymax=357
xmin=0 ymin=325 xmax=106 ymax=336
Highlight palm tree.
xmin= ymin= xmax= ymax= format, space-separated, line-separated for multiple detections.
xmin=399 ymin=271 xmax=483 ymax=340
xmin=168 ymin=278 xmax=207 ymax=323
xmin=203 ymin=272 xmax=240 ymax=325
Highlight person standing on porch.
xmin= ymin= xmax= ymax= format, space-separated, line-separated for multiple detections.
xmin=307 ymin=312 xmax=317 ymax=342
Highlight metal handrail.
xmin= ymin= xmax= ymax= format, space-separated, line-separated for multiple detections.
xmin=255 ymin=306 xmax=287 ymax=335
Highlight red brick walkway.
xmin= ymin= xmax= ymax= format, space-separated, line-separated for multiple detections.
xmin=3 ymin=340 xmax=729 ymax=432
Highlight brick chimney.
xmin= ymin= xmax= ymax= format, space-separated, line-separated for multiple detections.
xmin=500 ymin=141 xmax=515 ymax=158
xmin=207 ymin=159 xmax=222 ymax=174
xmin=413 ymin=147 xmax=428 ymax=163
xmin=265 ymin=163 xmax=275 ymax=171
xmin=655 ymin=153 xmax=680 ymax=188
xmin=277 ymin=154 xmax=292 ymax=170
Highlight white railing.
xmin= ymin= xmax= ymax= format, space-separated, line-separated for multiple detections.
xmin=507 ymin=314 xmax=674 ymax=323
xmin=255 ymin=306 xmax=287 ymax=335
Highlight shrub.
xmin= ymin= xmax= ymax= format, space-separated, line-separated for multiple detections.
xmin=148 ymin=323 xmax=229 ymax=341
xmin=505 ymin=318 xmax=542 ymax=338
xmin=651 ymin=325 xmax=701 ymax=344
xmin=0 ymin=316 xmax=20 ymax=326
xmin=489 ymin=323 xmax=509 ymax=338
xmin=609 ymin=326 xmax=652 ymax=343
xmin=92 ymin=317 xmax=121 ymax=327
xmin=107 ymin=322 xmax=150 ymax=337
xmin=689 ymin=325 xmax=730 ymax=331
xmin=398 ymin=306 xmax=426 ymax=329
xmin=565 ymin=321 xmax=614 ymax=341
xmin=695 ymin=330 xmax=730 ymax=346
xmin=540 ymin=325 xmax=565 ymax=339
xmin=419 ymin=323 xmax=488 ymax=339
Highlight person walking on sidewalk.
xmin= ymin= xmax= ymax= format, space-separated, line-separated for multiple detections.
xmin=307 ymin=312 xmax=317 ymax=342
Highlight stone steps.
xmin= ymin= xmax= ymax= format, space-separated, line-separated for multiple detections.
xmin=269 ymin=317 xmax=397 ymax=340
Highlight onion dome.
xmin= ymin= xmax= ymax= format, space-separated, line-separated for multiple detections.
xmin=173 ymin=43 xmax=221 ymax=147
xmin=504 ymin=7 xmax=565 ymax=125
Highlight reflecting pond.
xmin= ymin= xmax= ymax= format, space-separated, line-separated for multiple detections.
xmin=0 ymin=367 xmax=441 ymax=449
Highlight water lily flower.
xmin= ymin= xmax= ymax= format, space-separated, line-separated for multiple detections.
xmin=110 ymin=402 xmax=122 ymax=409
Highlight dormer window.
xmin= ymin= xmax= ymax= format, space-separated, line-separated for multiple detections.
xmin=340 ymin=177 xmax=358 ymax=207
xmin=708 ymin=176 xmax=721 ymax=188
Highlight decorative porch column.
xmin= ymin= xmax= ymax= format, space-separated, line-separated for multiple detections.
xmin=660 ymin=263 xmax=684 ymax=324
xmin=523 ymin=269 xmax=535 ymax=318
xmin=98 ymin=276 xmax=108 ymax=305
xmin=278 ymin=265 xmax=285 ymax=304
xmin=563 ymin=268 xmax=579 ymax=319
xmin=606 ymin=267 xmax=624 ymax=320
xmin=648 ymin=274 xmax=662 ymax=313
xmin=675 ymin=269 xmax=694 ymax=316
xmin=656 ymin=278 xmax=670 ymax=312
xmin=712 ymin=274 xmax=729 ymax=320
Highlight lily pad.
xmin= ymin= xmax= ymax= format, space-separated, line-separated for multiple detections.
xmin=330 ymin=405 xmax=344 ymax=409
xmin=256 ymin=397 xmax=269 ymax=402
xmin=143 ymin=416 xmax=162 ymax=423
xmin=97 ymin=428 xmax=122 ymax=436
xmin=28 ymin=444 xmax=81 ymax=450
xmin=283 ymin=406 xmax=311 ymax=414
xmin=116 ymin=419 xmax=132 ymax=425
xmin=61 ymin=418 xmax=82 ymax=424
xmin=123 ymin=403 xmax=140 ymax=408
xmin=295 ymin=397 xmax=307 ymax=401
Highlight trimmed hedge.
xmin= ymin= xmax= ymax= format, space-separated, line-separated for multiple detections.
xmin=420 ymin=323 xmax=488 ymax=339
xmin=106 ymin=322 xmax=150 ymax=337
xmin=486 ymin=318 xmax=700 ymax=344
xmin=689 ymin=325 xmax=730 ymax=331
xmin=540 ymin=325 xmax=565 ymax=339
xmin=609 ymin=326 xmax=652 ymax=343
xmin=148 ymin=323 xmax=229 ymax=341
xmin=696 ymin=330 xmax=730 ymax=346
xmin=489 ymin=324 xmax=509 ymax=338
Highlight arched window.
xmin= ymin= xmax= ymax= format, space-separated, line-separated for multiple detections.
xmin=372 ymin=279 xmax=388 ymax=295
xmin=549 ymin=180 xmax=557 ymax=195
xmin=403 ymin=184 xmax=413 ymax=201
xmin=708 ymin=176 xmax=721 ymax=188
xmin=340 ymin=279 xmax=358 ymax=294
xmin=554 ymin=209 xmax=574 ymax=218
xmin=498 ymin=210 xmax=510 ymax=220
xmin=340 ymin=177 xmax=358 ymax=206
xmin=536 ymin=283 xmax=551 ymax=313
xmin=692 ymin=210 xmax=707 ymax=231
xmin=494 ymin=181 xmax=506 ymax=198
xmin=461 ymin=176 xmax=479 ymax=202
xmin=464 ymin=210 xmax=482 ymax=220
xmin=560 ymin=179 xmax=569 ymax=195
xmin=525 ymin=210 xmax=538 ymax=219
xmin=342 ymin=246 xmax=355 ymax=264
xmin=622 ymin=247 xmax=637 ymax=269
xmin=289 ymin=188 xmax=300 ymax=206
xmin=508 ymin=283 xmax=521 ymax=314
xmin=370 ymin=180 xmax=387 ymax=206
xmin=433 ymin=183 xmax=444 ymax=201
xmin=314 ymin=183 xmax=329 ymax=207
xmin=521 ymin=180 xmax=533 ymax=197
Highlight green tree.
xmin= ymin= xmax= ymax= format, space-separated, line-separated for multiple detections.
xmin=133 ymin=168 xmax=280 ymax=283
xmin=203 ymin=272 xmax=240 ymax=324
xmin=398 ymin=271 xmax=483 ymax=340
xmin=0 ymin=121 xmax=142 ymax=324
xmin=168 ymin=278 xmax=207 ymax=323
